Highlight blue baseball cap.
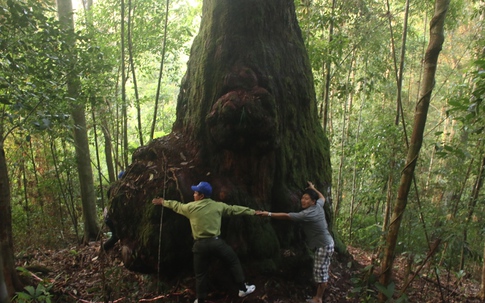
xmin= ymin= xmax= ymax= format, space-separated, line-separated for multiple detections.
xmin=191 ymin=181 xmax=212 ymax=197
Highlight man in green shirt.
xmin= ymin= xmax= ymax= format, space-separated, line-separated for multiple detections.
xmin=152 ymin=181 xmax=256 ymax=303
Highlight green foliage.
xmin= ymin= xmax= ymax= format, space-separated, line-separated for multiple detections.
xmin=1 ymin=0 xmax=484 ymax=300
xmin=12 ymin=283 xmax=53 ymax=303
xmin=349 ymin=264 xmax=378 ymax=302
xmin=296 ymin=0 xmax=485 ymax=294
xmin=375 ymin=281 xmax=395 ymax=300
xmin=1 ymin=0 xmax=67 ymax=129
xmin=82 ymin=0 xmax=200 ymax=146
xmin=0 ymin=0 xmax=113 ymax=134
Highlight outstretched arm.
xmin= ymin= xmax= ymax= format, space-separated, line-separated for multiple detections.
xmin=307 ymin=181 xmax=325 ymax=202
xmin=152 ymin=197 xmax=189 ymax=216
xmin=255 ymin=210 xmax=291 ymax=220
xmin=222 ymin=204 xmax=256 ymax=216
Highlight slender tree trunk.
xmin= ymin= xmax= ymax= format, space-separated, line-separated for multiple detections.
xmin=42 ymin=135 xmax=66 ymax=238
xmin=29 ymin=139 xmax=43 ymax=211
xmin=81 ymin=0 xmax=117 ymax=185
xmin=91 ymin=103 xmax=105 ymax=210
xmin=334 ymin=56 xmax=354 ymax=219
xmin=425 ymin=143 xmax=436 ymax=191
xmin=127 ymin=0 xmax=144 ymax=147
xmin=383 ymin=0 xmax=410 ymax=233
xmin=382 ymin=172 xmax=393 ymax=233
xmin=450 ymin=158 xmax=473 ymax=218
xmin=150 ymin=0 xmax=171 ymax=141
xmin=121 ymin=0 xmax=129 ymax=168
xmin=334 ymin=100 xmax=346 ymax=219
xmin=460 ymin=146 xmax=485 ymax=270
xmin=50 ymin=140 xmax=75 ymax=238
xmin=321 ymin=0 xmax=336 ymax=134
xmin=83 ymin=1 xmax=107 ymax=209
xmin=20 ymin=156 xmax=30 ymax=229
xmin=378 ymin=1 xmax=449 ymax=301
xmin=112 ymin=76 xmax=122 ymax=172
xmin=349 ymin=64 xmax=366 ymax=243
xmin=302 ymin=0 xmax=312 ymax=49
xmin=101 ymin=123 xmax=116 ymax=183
xmin=57 ymin=0 xmax=100 ymax=242
xmin=384 ymin=0 xmax=404 ymax=130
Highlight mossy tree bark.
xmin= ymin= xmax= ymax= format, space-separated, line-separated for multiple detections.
xmin=108 ymin=0 xmax=337 ymax=278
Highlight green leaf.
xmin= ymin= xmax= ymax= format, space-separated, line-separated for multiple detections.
xmin=375 ymin=282 xmax=395 ymax=299
xmin=23 ymin=285 xmax=36 ymax=296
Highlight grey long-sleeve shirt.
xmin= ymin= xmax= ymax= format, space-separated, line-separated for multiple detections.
xmin=289 ymin=198 xmax=334 ymax=249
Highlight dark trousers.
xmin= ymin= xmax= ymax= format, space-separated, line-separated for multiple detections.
xmin=102 ymin=218 xmax=119 ymax=251
xmin=192 ymin=237 xmax=245 ymax=300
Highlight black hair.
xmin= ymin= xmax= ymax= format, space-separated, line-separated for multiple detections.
xmin=303 ymin=188 xmax=319 ymax=201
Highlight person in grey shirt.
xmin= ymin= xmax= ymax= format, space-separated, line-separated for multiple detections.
xmin=256 ymin=182 xmax=334 ymax=303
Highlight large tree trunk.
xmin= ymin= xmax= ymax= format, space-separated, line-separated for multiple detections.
xmin=378 ymin=0 xmax=449 ymax=301
xmin=0 ymin=253 xmax=7 ymax=303
xmin=56 ymin=0 xmax=100 ymax=243
xmin=108 ymin=0 xmax=335 ymax=279
xmin=0 ymin=142 xmax=23 ymax=301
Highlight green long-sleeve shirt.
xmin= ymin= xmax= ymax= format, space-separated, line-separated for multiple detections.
xmin=163 ymin=198 xmax=255 ymax=240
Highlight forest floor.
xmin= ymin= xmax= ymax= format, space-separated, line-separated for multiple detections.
xmin=15 ymin=240 xmax=483 ymax=303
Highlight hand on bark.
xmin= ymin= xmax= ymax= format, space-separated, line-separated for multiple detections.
xmin=307 ymin=181 xmax=315 ymax=190
xmin=307 ymin=181 xmax=325 ymax=201
xmin=152 ymin=197 xmax=165 ymax=206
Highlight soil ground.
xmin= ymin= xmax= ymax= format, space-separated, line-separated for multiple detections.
xmin=15 ymin=241 xmax=483 ymax=303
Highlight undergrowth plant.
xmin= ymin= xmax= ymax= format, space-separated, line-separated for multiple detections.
xmin=12 ymin=284 xmax=53 ymax=303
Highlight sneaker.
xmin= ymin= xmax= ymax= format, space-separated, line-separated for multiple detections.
xmin=238 ymin=284 xmax=256 ymax=297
